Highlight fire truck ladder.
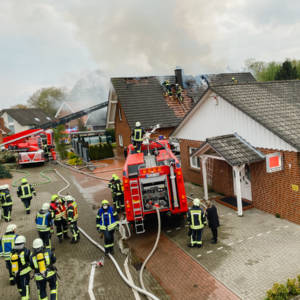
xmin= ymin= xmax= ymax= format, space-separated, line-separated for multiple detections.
xmin=130 ymin=179 xmax=145 ymax=234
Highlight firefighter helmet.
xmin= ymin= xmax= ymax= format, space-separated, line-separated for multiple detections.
xmin=15 ymin=235 xmax=26 ymax=245
xmin=193 ymin=198 xmax=201 ymax=207
xmin=21 ymin=178 xmax=28 ymax=184
xmin=42 ymin=203 xmax=50 ymax=211
xmin=135 ymin=121 xmax=141 ymax=127
xmin=0 ymin=184 xmax=9 ymax=190
xmin=33 ymin=238 xmax=44 ymax=249
xmin=112 ymin=174 xmax=117 ymax=180
xmin=102 ymin=199 xmax=109 ymax=206
xmin=6 ymin=224 xmax=17 ymax=233
xmin=51 ymin=194 xmax=59 ymax=202
xmin=65 ymin=195 xmax=74 ymax=202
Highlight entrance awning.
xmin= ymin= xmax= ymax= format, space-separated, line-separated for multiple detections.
xmin=191 ymin=133 xmax=265 ymax=216
xmin=192 ymin=133 xmax=265 ymax=166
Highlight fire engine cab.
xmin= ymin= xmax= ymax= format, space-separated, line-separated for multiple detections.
xmin=123 ymin=134 xmax=188 ymax=234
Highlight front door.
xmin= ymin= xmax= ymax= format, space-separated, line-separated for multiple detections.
xmin=233 ymin=164 xmax=252 ymax=201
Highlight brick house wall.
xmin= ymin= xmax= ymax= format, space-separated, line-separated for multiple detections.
xmin=212 ymin=160 xmax=234 ymax=196
xmin=251 ymin=149 xmax=300 ymax=223
xmin=114 ymin=102 xmax=131 ymax=156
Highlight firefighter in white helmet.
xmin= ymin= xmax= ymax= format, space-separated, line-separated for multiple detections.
xmin=10 ymin=235 xmax=31 ymax=299
xmin=187 ymin=198 xmax=206 ymax=248
xmin=36 ymin=202 xmax=53 ymax=250
xmin=0 ymin=184 xmax=13 ymax=222
xmin=30 ymin=238 xmax=58 ymax=300
xmin=132 ymin=121 xmax=145 ymax=153
xmin=0 ymin=223 xmax=18 ymax=285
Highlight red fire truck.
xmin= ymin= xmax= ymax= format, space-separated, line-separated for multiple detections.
xmin=123 ymin=132 xmax=188 ymax=234
xmin=1 ymin=128 xmax=56 ymax=165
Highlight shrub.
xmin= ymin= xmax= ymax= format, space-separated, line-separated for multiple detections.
xmin=266 ymin=276 xmax=300 ymax=299
xmin=67 ymin=151 xmax=77 ymax=159
xmin=286 ymin=278 xmax=298 ymax=296
xmin=0 ymin=164 xmax=12 ymax=178
xmin=68 ymin=156 xmax=83 ymax=166
xmin=88 ymin=143 xmax=114 ymax=161
xmin=2 ymin=153 xmax=16 ymax=163
xmin=275 ymin=213 xmax=281 ymax=218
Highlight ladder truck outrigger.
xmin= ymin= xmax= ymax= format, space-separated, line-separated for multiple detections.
xmin=123 ymin=125 xmax=188 ymax=234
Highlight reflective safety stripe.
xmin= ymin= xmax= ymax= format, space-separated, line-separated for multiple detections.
xmin=190 ymin=210 xmax=204 ymax=230
xmin=104 ymin=243 xmax=114 ymax=248
xmin=1 ymin=234 xmax=16 ymax=258
xmin=20 ymin=184 xmax=32 ymax=199
xmin=32 ymin=251 xmax=55 ymax=280
xmin=108 ymin=221 xmax=119 ymax=231
xmin=133 ymin=129 xmax=143 ymax=142
xmin=36 ymin=213 xmax=50 ymax=231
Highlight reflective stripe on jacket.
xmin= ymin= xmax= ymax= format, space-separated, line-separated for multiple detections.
xmin=187 ymin=207 xmax=205 ymax=230
xmin=31 ymin=251 xmax=55 ymax=281
xmin=133 ymin=128 xmax=143 ymax=142
xmin=10 ymin=249 xmax=31 ymax=276
xmin=19 ymin=184 xmax=33 ymax=199
xmin=67 ymin=201 xmax=78 ymax=222
xmin=96 ymin=207 xmax=118 ymax=231
xmin=0 ymin=233 xmax=18 ymax=260
xmin=36 ymin=211 xmax=52 ymax=232
xmin=0 ymin=190 xmax=13 ymax=206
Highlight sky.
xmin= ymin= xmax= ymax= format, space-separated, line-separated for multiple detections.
xmin=1 ymin=0 xmax=300 ymax=108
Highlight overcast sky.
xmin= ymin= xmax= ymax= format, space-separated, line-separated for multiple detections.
xmin=1 ymin=0 xmax=300 ymax=109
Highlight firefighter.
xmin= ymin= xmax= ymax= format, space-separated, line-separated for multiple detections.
xmin=96 ymin=200 xmax=119 ymax=255
xmin=187 ymin=198 xmax=206 ymax=248
xmin=175 ymin=84 xmax=183 ymax=103
xmin=162 ymin=80 xmax=172 ymax=96
xmin=108 ymin=175 xmax=118 ymax=210
xmin=17 ymin=178 xmax=36 ymax=214
xmin=132 ymin=121 xmax=145 ymax=153
xmin=65 ymin=195 xmax=80 ymax=244
xmin=30 ymin=238 xmax=58 ymax=300
xmin=0 ymin=184 xmax=13 ymax=222
xmin=36 ymin=203 xmax=53 ymax=250
xmin=113 ymin=175 xmax=124 ymax=212
xmin=50 ymin=194 xmax=69 ymax=243
xmin=0 ymin=223 xmax=18 ymax=285
xmin=10 ymin=235 xmax=31 ymax=300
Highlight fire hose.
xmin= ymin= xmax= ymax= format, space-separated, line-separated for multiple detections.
xmin=51 ymin=168 xmax=160 ymax=300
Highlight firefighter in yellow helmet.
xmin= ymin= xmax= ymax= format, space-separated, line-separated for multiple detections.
xmin=30 ymin=238 xmax=57 ymax=300
xmin=187 ymin=198 xmax=206 ymax=248
xmin=10 ymin=235 xmax=31 ymax=299
xmin=65 ymin=195 xmax=80 ymax=244
xmin=96 ymin=200 xmax=119 ymax=255
xmin=17 ymin=178 xmax=36 ymax=214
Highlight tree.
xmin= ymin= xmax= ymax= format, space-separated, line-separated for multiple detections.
xmin=245 ymin=59 xmax=280 ymax=81
xmin=10 ymin=104 xmax=28 ymax=109
xmin=275 ymin=60 xmax=298 ymax=80
xmin=27 ymin=87 xmax=66 ymax=117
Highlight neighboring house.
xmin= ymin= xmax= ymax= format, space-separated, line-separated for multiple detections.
xmin=171 ymin=80 xmax=300 ymax=223
xmin=0 ymin=109 xmax=53 ymax=134
xmin=106 ymin=68 xmax=255 ymax=154
xmin=85 ymin=110 xmax=106 ymax=131
xmin=0 ymin=117 xmax=10 ymax=144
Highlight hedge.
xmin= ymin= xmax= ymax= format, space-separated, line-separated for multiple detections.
xmin=88 ymin=143 xmax=114 ymax=160
xmin=0 ymin=164 xmax=12 ymax=179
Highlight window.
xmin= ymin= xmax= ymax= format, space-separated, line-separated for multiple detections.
xmin=118 ymin=108 xmax=122 ymax=121
xmin=189 ymin=147 xmax=200 ymax=169
xmin=8 ymin=124 xmax=15 ymax=134
xmin=7 ymin=114 xmax=14 ymax=123
xmin=119 ymin=135 xmax=123 ymax=147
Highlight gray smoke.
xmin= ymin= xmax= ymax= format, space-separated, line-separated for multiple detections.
xmin=52 ymin=0 xmax=228 ymax=76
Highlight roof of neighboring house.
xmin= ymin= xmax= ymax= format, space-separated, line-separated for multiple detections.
xmin=211 ymin=81 xmax=300 ymax=151
xmin=0 ymin=109 xmax=53 ymax=126
xmin=193 ymin=133 xmax=265 ymax=166
xmin=110 ymin=72 xmax=256 ymax=130
xmin=111 ymin=77 xmax=181 ymax=129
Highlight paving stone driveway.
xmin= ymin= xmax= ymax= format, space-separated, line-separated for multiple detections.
xmin=166 ymin=198 xmax=300 ymax=300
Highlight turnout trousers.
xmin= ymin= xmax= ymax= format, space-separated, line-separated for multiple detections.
xmin=5 ymin=260 xmax=15 ymax=284
xmin=190 ymin=229 xmax=203 ymax=247
xmin=21 ymin=197 xmax=32 ymax=214
xmin=103 ymin=229 xmax=115 ymax=254
xmin=15 ymin=273 xmax=30 ymax=300
xmin=38 ymin=231 xmax=52 ymax=250
xmin=36 ymin=274 xmax=58 ymax=300
xmin=70 ymin=221 xmax=80 ymax=242
xmin=2 ymin=205 xmax=12 ymax=222
xmin=211 ymin=226 xmax=218 ymax=242
xmin=54 ymin=219 xmax=68 ymax=240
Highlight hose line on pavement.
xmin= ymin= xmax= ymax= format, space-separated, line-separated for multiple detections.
xmin=139 ymin=206 xmax=161 ymax=299
xmin=51 ymin=168 xmax=160 ymax=300
xmin=12 ymin=169 xmax=52 ymax=187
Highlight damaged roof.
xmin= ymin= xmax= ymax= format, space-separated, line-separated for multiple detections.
xmin=111 ymin=72 xmax=256 ymax=129
xmin=111 ymin=77 xmax=181 ymax=129
xmin=211 ymin=80 xmax=300 ymax=151
xmin=0 ymin=109 xmax=53 ymax=126
xmin=193 ymin=133 xmax=265 ymax=166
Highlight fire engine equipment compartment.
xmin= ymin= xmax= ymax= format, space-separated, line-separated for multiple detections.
xmin=140 ymin=175 xmax=170 ymax=211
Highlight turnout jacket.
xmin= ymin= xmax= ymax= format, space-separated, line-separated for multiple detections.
xmin=67 ymin=201 xmax=78 ymax=222
xmin=10 ymin=247 xmax=31 ymax=276
xmin=36 ymin=210 xmax=53 ymax=232
xmin=17 ymin=183 xmax=36 ymax=199
xmin=0 ymin=189 xmax=13 ymax=207
xmin=96 ymin=206 xmax=119 ymax=231
xmin=187 ymin=206 xmax=206 ymax=230
xmin=50 ymin=198 xmax=67 ymax=221
xmin=0 ymin=232 xmax=18 ymax=260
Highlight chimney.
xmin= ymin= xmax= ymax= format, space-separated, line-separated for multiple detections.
xmin=175 ymin=67 xmax=184 ymax=88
